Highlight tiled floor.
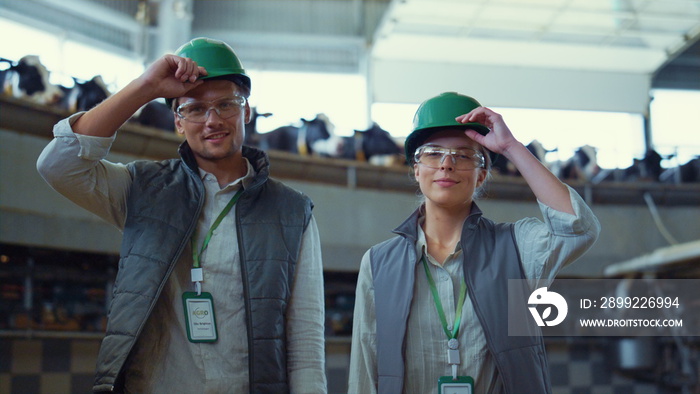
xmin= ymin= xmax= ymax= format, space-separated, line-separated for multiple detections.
xmin=1 ymin=337 xmax=667 ymax=394
xmin=547 ymin=342 xmax=660 ymax=394
xmin=0 ymin=339 xmax=98 ymax=394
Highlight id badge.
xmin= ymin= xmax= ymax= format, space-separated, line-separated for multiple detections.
xmin=438 ymin=376 xmax=474 ymax=394
xmin=182 ymin=292 xmax=218 ymax=343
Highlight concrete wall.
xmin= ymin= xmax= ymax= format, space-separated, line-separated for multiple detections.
xmin=3 ymin=127 xmax=700 ymax=277
xmin=285 ymin=179 xmax=700 ymax=276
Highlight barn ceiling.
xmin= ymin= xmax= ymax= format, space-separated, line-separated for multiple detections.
xmin=1 ymin=0 xmax=699 ymax=111
xmin=369 ymin=0 xmax=700 ymax=111
xmin=373 ymin=0 xmax=700 ymax=75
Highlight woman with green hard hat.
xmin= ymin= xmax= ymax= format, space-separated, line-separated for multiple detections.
xmin=37 ymin=37 xmax=327 ymax=393
xmin=348 ymin=92 xmax=601 ymax=394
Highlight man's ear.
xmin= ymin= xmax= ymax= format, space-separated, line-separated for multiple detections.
xmin=244 ymin=103 xmax=252 ymax=124
xmin=174 ymin=114 xmax=184 ymax=135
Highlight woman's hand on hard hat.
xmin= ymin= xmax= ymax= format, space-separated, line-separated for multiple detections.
xmin=456 ymin=107 xmax=519 ymax=156
xmin=460 ymin=106 xmax=574 ymax=214
xmin=138 ymin=54 xmax=208 ymax=100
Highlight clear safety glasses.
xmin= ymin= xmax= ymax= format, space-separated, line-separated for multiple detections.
xmin=176 ymin=96 xmax=247 ymax=123
xmin=414 ymin=145 xmax=485 ymax=170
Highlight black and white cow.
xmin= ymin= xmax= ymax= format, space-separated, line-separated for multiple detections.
xmin=660 ymin=156 xmax=700 ymax=184
xmin=592 ymin=149 xmax=664 ymax=183
xmin=334 ymin=122 xmax=404 ymax=165
xmin=557 ymin=145 xmax=599 ymax=182
xmin=491 ymin=140 xmax=553 ymax=176
xmin=57 ymin=75 xmax=111 ymax=114
xmin=633 ymin=149 xmax=664 ymax=182
xmin=0 ymin=58 xmax=14 ymax=96
xmin=258 ymin=114 xmax=333 ymax=156
xmin=0 ymin=55 xmax=63 ymax=105
xmin=244 ymin=107 xmax=273 ymax=148
xmin=131 ymin=100 xmax=175 ymax=132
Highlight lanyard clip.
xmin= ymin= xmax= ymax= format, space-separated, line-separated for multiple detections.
xmin=448 ymin=343 xmax=460 ymax=380
xmin=191 ymin=268 xmax=204 ymax=295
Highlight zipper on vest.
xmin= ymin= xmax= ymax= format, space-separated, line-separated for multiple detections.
xmin=115 ymin=166 xmax=206 ymax=383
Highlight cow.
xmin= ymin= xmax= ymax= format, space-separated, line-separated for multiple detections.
xmin=491 ymin=152 xmax=516 ymax=176
xmin=57 ymin=75 xmax=111 ymax=114
xmin=244 ymin=107 xmax=273 ymax=148
xmin=0 ymin=55 xmax=63 ymax=105
xmin=557 ymin=145 xmax=600 ymax=182
xmin=258 ymin=114 xmax=333 ymax=156
xmin=634 ymin=149 xmax=664 ymax=182
xmin=0 ymin=58 xmax=14 ymax=96
xmin=333 ymin=122 xmax=404 ymax=165
xmin=592 ymin=149 xmax=664 ymax=183
xmin=491 ymin=140 xmax=553 ymax=176
xmin=131 ymin=100 xmax=175 ymax=132
xmin=660 ymin=156 xmax=700 ymax=184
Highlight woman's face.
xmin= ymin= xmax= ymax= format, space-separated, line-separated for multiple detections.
xmin=413 ymin=128 xmax=488 ymax=210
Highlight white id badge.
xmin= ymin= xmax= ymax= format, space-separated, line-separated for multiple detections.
xmin=182 ymin=292 xmax=218 ymax=343
xmin=438 ymin=376 xmax=474 ymax=394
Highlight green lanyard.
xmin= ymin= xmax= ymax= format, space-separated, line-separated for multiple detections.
xmin=421 ymin=255 xmax=467 ymax=341
xmin=191 ymin=188 xmax=244 ymax=269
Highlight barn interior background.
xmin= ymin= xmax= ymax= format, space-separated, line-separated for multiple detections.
xmin=1 ymin=1 xmax=700 ymax=393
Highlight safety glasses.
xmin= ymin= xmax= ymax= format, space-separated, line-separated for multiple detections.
xmin=176 ymin=96 xmax=247 ymax=123
xmin=414 ymin=145 xmax=485 ymax=170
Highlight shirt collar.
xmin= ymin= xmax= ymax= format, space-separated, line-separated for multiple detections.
xmin=415 ymin=211 xmax=463 ymax=266
xmin=198 ymin=157 xmax=255 ymax=190
xmin=416 ymin=214 xmax=428 ymax=262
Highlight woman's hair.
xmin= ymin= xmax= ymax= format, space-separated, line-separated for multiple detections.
xmin=473 ymin=167 xmax=492 ymax=200
xmin=474 ymin=144 xmax=493 ymax=200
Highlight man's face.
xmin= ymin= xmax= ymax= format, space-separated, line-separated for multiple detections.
xmin=174 ymin=79 xmax=251 ymax=167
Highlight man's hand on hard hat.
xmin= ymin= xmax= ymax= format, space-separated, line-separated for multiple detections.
xmin=457 ymin=107 xmax=520 ymax=158
xmin=137 ymin=54 xmax=208 ymax=102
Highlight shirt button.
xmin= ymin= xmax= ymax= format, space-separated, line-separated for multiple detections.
xmin=447 ymin=324 xmax=453 ymax=331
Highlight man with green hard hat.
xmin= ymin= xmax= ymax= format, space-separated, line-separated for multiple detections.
xmin=37 ymin=37 xmax=327 ymax=393
xmin=349 ymin=91 xmax=600 ymax=394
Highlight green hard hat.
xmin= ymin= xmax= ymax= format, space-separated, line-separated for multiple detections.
xmin=176 ymin=37 xmax=250 ymax=88
xmin=405 ymin=92 xmax=490 ymax=163
xmin=167 ymin=37 xmax=251 ymax=108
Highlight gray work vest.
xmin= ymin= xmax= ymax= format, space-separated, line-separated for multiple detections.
xmin=93 ymin=144 xmax=312 ymax=394
xmin=371 ymin=204 xmax=551 ymax=394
